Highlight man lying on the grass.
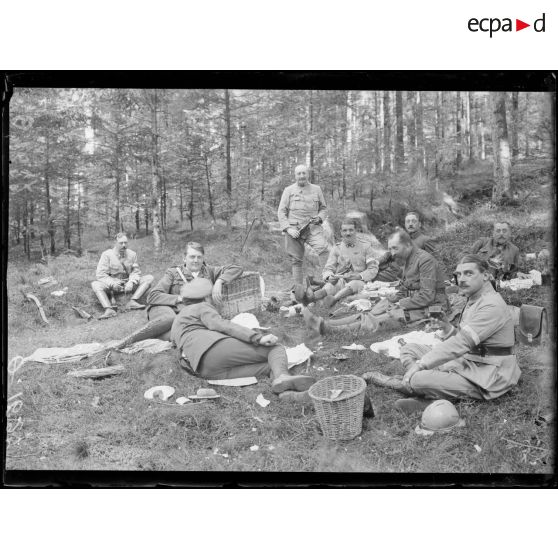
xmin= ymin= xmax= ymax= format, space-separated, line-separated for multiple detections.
xmin=293 ymin=219 xmax=380 ymax=309
xmin=171 ymin=278 xmax=316 ymax=403
xmin=300 ymin=229 xmax=449 ymax=334
xmin=108 ymin=241 xmax=243 ymax=350
xmin=92 ymin=232 xmax=154 ymax=319
xmin=364 ymin=254 xmax=522 ymax=415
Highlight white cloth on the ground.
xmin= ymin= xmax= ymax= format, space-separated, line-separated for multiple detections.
xmin=25 ymin=343 xmax=106 ymax=363
xmin=208 ymin=377 xmax=258 ymax=386
xmin=120 ymin=339 xmax=173 ymax=354
xmin=286 ymin=343 xmax=313 ymax=369
xmin=370 ymin=330 xmax=442 ymax=359
xmin=499 ymin=277 xmax=534 ymax=291
xmin=346 ymin=299 xmax=372 ymax=311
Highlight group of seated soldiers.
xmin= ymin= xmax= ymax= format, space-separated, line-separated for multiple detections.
xmin=90 ymin=212 xmax=528 ymax=412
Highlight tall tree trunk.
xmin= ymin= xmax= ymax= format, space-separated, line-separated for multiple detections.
xmin=471 ymin=93 xmax=480 ymax=161
xmin=374 ymin=91 xmax=382 ymax=173
xmin=511 ymin=92 xmax=519 ymax=161
xmin=308 ymin=90 xmax=315 ymax=182
xmin=395 ymin=90 xmax=404 ymax=171
xmin=204 ymin=154 xmax=214 ymax=219
xmin=455 ymin=91 xmax=462 ymax=170
xmin=466 ymin=92 xmax=473 ymax=161
xmin=149 ymin=90 xmax=162 ymax=250
xmin=407 ymin=91 xmax=416 ymax=147
xmin=382 ymin=91 xmax=391 ymax=173
xmin=76 ymin=180 xmax=82 ymax=255
xmin=224 ymin=88 xmax=232 ymax=226
xmin=115 ymin=159 xmax=120 ymax=232
xmin=189 ymin=178 xmax=195 ymax=231
xmin=261 ymin=158 xmax=265 ymax=202
xmin=65 ymin=174 xmax=71 ymax=249
xmin=491 ymin=92 xmax=512 ymax=203
xmin=45 ymin=135 xmax=55 ymax=255
xmin=480 ymin=95 xmax=487 ymax=160
xmin=415 ymin=92 xmax=427 ymax=194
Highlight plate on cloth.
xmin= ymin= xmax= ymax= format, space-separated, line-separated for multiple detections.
xmin=208 ymin=377 xmax=258 ymax=387
xmin=144 ymin=386 xmax=175 ymax=400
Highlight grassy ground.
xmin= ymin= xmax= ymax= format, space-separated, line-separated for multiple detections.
xmin=5 ymin=163 xmax=556 ymax=474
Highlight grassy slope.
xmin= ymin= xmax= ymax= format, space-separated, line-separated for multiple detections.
xmin=6 ymin=162 xmax=556 ymax=474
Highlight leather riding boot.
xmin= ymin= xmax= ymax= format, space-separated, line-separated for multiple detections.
xmin=362 ymin=371 xmax=414 ymax=396
xmin=112 ymin=316 xmax=174 ymax=350
xmin=131 ymin=279 xmax=152 ymax=302
xmin=301 ymin=306 xmax=325 ymax=335
xmin=267 ymin=345 xmax=290 ymax=381
xmin=93 ymin=286 xmax=113 ymax=310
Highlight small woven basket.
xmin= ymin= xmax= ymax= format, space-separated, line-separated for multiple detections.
xmin=220 ymin=272 xmax=262 ymax=319
xmin=309 ymin=375 xmax=366 ymax=441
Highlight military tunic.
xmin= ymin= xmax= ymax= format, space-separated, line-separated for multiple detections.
xmin=95 ymin=247 xmax=142 ymax=288
xmin=470 ymin=237 xmax=520 ymax=273
xmin=322 ymin=239 xmax=379 ymax=282
xmin=398 ymin=247 xmax=447 ymax=310
xmin=401 ymin=282 xmax=521 ymax=400
xmin=146 ymin=262 xmax=243 ymax=316
xmin=408 ymin=230 xmax=437 ymax=256
xmin=277 ymin=182 xmax=329 ymax=264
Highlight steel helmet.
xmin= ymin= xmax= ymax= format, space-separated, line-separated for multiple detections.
xmin=419 ymin=400 xmax=465 ymax=433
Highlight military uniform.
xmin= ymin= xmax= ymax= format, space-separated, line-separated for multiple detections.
xmin=470 ymin=237 xmax=520 ymax=276
xmin=409 ymin=230 xmax=437 ymax=256
xmin=398 ymin=246 xmax=448 ymax=311
xmin=321 ymin=239 xmax=379 ymax=297
xmin=171 ymin=301 xmax=287 ymax=380
xmin=91 ymin=247 xmax=153 ymax=309
xmin=400 ymin=281 xmax=521 ymax=400
xmin=277 ymin=181 xmax=328 ymax=284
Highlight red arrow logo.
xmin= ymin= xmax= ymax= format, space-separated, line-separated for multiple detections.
xmin=516 ymin=19 xmax=530 ymax=31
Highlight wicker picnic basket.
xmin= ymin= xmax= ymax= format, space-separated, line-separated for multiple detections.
xmin=309 ymin=375 xmax=366 ymax=441
xmin=220 ymin=272 xmax=263 ymax=319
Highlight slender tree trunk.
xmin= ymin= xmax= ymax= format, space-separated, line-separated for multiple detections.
xmin=45 ymin=135 xmax=55 ymax=255
xmin=374 ymin=91 xmax=382 ymax=173
xmin=65 ymin=174 xmax=71 ymax=249
xmin=115 ymin=158 xmax=120 ymax=232
xmin=481 ymin=95 xmax=487 ymax=160
xmin=76 ymin=180 xmax=82 ymax=255
xmin=455 ymin=91 xmax=462 ymax=169
xmin=308 ymin=90 xmax=315 ymax=181
xmin=382 ymin=91 xmax=391 ymax=173
xmin=395 ymin=90 xmax=404 ymax=171
xmin=407 ymin=91 xmax=416 ymax=147
xmin=491 ymin=92 xmax=512 ymax=203
xmin=467 ymin=92 xmax=473 ymax=161
xmin=149 ymin=90 xmax=162 ymax=249
xmin=261 ymin=158 xmax=265 ymax=202
xmin=204 ymin=154 xmax=214 ymax=219
xmin=189 ymin=178 xmax=195 ymax=231
xmin=224 ymin=88 xmax=232 ymax=226
xmin=179 ymin=180 xmax=184 ymax=221
xmin=511 ymin=92 xmax=519 ymax=161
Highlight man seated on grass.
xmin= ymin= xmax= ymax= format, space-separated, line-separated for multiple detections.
xmin=468 ymin=221 xmax=520 ymax=280
xmin=300 ymin=229 xmax=448 ymax=336
xmin=108 ymin=241 xmax=243 ymax=350
xmin=375 ymin=211 xmax=439 ymax=281
xmin=364 ymin=255 xmax=522 ymax=415
xmin=171 ymin=278 xmax=316 ymax=402
xmin=92 ymin=232 xmax=154 ymax=320
xmin=293 ymin=219 xmax=379 ymax=309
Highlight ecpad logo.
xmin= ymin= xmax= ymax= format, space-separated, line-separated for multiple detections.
xmin=468 ymin=13 xmax=546 ymax=37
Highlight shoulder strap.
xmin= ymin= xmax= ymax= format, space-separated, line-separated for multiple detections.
xmin=176 ymin=267 xmax=188 ymax=283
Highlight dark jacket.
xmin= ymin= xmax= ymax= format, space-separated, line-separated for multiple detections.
xmin=146 ymin=262 xmax=243 ymax=313
xmin=171 ymin=302 xmax=262 ymax=371
xmin=409 ymin=230 xmax=437 ymax=256
xmin=469 ymin=237 xmax=520 ymax=274
xmin=399 ymin=247 xmax=447 ymax=310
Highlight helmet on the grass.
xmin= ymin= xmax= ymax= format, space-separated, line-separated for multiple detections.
xmin=419 ymin=399 xmax=464 ymax=432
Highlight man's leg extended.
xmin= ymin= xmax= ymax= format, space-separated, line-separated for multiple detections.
xmin=111 ymin=306 xmax=176 ymax=349
xmin=409 ymin=369 xmax=485 ymax=400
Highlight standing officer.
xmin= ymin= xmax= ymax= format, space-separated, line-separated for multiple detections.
xmin=92 ymin=232 xmax=154 ymax=319
xmin=277 ymin=164 xmax=328 ymax=286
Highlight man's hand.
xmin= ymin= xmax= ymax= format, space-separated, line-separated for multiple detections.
xmin=343 ymin=273 xmax=361 ymax=282
xmin=124 ymin=281 xmax=134 ymax=294
xmin=212 ymin=279 xmax=224 ymax=305
xmin=402 ymin=362 xmax=422 ymax=389
xmin=286 ymin=227 xmax=300 ymax=239
xmin=112 ymin=281 xmax=125 ymax=293
xmin=259 ymin=334 xmax=278 ymax=346
xmin=328 ymin=275 xmax=339 ymax=285
xmin=310 ymin=216 xmax=322 ymax=225
xmin=387 ymin=293 xmax=399 ymax=303
xmin=428 ymin=310 xmax=452 ymax=335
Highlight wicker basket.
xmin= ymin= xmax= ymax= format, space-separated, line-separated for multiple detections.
xmin=220 ymin=272 xmax=262 ymax=319
xmin=309 ymin=375 xmax=366 ymax=441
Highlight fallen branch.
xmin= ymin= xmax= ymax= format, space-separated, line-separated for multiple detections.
xmin=501 ymin=437 xmax=549 ymax=452
xmin=67 ymin=365 xmax=124 ymax=379
xmin=25 ymin=293 xmax=49 ymax=324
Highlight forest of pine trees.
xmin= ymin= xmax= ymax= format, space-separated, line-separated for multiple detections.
xmin=8 ymin=88 xmax=553 ymax=257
